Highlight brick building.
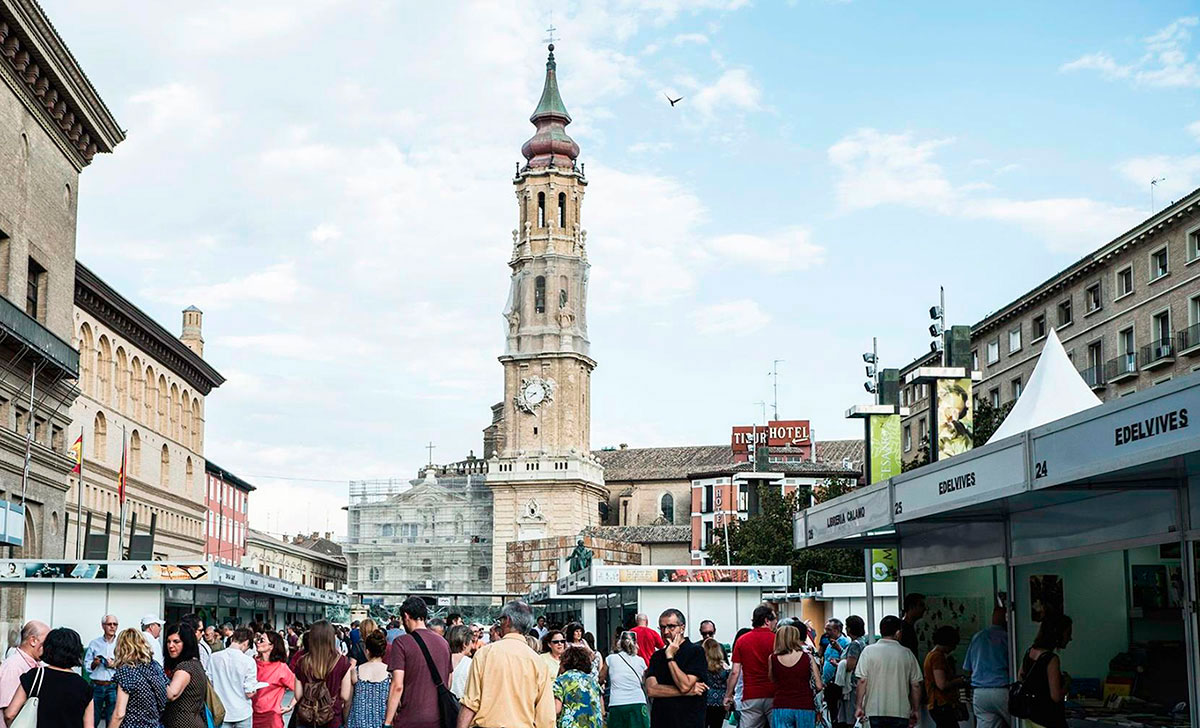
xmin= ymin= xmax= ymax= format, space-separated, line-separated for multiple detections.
xmin=899 ymin=187 xmax=1200 ymax=464
xmin=205 ymin=460 xmax=253 ymax=565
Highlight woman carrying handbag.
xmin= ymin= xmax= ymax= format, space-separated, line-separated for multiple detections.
xmin=3 ymin=628 xmax=93 ymax=728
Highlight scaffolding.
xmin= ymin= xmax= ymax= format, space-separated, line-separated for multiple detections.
xmin=345 ymin=469 xmax=494 ymax=598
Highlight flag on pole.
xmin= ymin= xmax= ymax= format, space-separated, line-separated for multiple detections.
xmin=118 ymin=431 xmax=127 ymax=506
xmin=70 ymin=434 xmax=83 ymax=473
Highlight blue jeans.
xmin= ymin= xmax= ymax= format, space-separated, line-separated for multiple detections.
xmin=770 ymin=709 xmax=815 ymax=728
xmin=93 ymin=682 xmax=117 ymax=725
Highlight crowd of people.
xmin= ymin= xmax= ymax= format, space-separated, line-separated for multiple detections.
xmin=0 ymin=593 xmax=1075 ymax=728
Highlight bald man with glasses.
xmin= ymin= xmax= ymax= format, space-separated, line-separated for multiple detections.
xmin=85 ymin=615 xmax=120 ymax=725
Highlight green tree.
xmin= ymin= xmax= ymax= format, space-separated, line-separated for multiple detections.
xmin=973 ymin=398 xmax=1015 ymax=446
xmin=706 ymin=478 xmax=864 ymax=590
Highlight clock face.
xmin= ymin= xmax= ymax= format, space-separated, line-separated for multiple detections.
xmin=523 ymin=381 xmax=546 ymax=405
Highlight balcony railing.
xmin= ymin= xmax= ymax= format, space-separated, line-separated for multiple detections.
xmin=1179 ymin=323 xmax=1200 ymax=355
xmin=0 ymin=294 xmax=78 ymax=378
xmin=1080 ymin=364 xmax=1105 ymax=389
xmin=1105 ymin=353 xmax=1138 ymax=383
xmin=1139 ymin=337 xmax=1175 ymax=369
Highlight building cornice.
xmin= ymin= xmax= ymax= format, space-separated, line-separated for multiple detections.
xmin=0 ymin=0 xmax=124 ymax=168
xmin=205 ymin=460 xmax=256 ymax=492
xmin=75 ymin=262 xmax=225 ymax=395
xmin=246 ymin=529 xmax=346 ymax=567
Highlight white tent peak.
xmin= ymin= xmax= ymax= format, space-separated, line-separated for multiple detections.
xmin=990 ymin=328 xmax=1102 ymax=441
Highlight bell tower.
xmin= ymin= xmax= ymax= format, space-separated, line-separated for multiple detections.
xmin=488 ymin=44 xmax=606 ymax=592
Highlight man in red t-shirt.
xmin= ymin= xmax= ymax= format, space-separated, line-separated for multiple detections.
xmin=725 ymin=605 xmax=779 ymax=728
xmin=629 ymin=613 xmax=665 ymax=660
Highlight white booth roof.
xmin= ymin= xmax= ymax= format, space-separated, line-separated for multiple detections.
xmin=990 ymin=328 xmax=1101 ymax=441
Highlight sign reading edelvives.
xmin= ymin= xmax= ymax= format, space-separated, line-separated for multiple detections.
xmin=934 ymin=378 xmax=974 ymax=461
xmin=867 ymin=414 xmax=902 ymax=484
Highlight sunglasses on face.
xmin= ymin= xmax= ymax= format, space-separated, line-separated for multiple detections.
xmin=700 ymin=632 xmax=715 ymax=638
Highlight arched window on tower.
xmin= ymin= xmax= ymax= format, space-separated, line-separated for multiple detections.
xmin=160 ymin=444 xmax=170 ymax=488
xmin=537 ymin=192 xmax=546 ymax=227
xmin=660 ymin=493 xmax=674 ymax=523
xmin=558 ymin=192 xmax=566 ymax=227
xmin=534 ymin=276 xmax=546 ymax=313
xmin=92 ymin=412 xmax=106 ymax=460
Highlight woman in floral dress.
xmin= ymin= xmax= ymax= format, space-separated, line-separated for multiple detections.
xmin=554 ymin=646 xmax=605 ymax=728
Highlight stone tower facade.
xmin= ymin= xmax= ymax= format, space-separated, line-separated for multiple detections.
xmin=488 ymin=45 xmax=607 ymax=592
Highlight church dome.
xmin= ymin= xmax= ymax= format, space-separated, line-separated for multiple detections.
xmin=521 ymin=45 xmax=580 ymax=168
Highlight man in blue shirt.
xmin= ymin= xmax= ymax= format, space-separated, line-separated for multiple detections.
xmin=963 ymin=608 xmax=1011 ymax=728
xmin=821 ymin=619 xmax=851 ymax=724
xmin=84 ymin=614 xmax=119 ymax=726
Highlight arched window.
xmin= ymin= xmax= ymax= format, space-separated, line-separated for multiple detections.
xmin=92 ymin=412 xmax=106 ymax=460
xmin=180 ymin=389 xmax=191 ymax=448
xmin=96 ymin=335 xmax=112 ymax=404
xmin=114 ymin=348 xmax=128 ymax=413
xmin=558 ymin=192 xmax=566 ymax=227
xmin=160 ymin=444 xmax=170 ymax=488
xmin=537 ymin=192 xmax=546 ymax=227
xmin=156 ymin=375 xmax=168 ymax=432
xmin=130 ymin=357 xmax=143 ymax=420
xmin=660 ymin=493 xmax=674 ymax=523
xmin=368 ymin=566 xmax=381 ymax=582
xmin=191 ymin=399 xmax=202 ymax=452
xmin=478 ymin=566 xmax=490 ymax=583
xmin=381 ymin=524 xmax=393 ymax=537
xmin=169 ymin=383 xmax=180 ymax=439
xmin=534 ymin=276 xmax=546 ymax=314
xmin=186 ymin=457 xmax=194 ymax=495
xmin=129 ymin=430 xmax=141 ymax=477
xmin=77 ymin=324 xmax=94 ymax=396
xmin=143 ymin=366 xmax=156 ymax=424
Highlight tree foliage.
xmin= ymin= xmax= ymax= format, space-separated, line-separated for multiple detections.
xmin=706 ymin=477 xmax=864 ymax=590
xmin=973 ymin=398 xmax=1015 ymax=447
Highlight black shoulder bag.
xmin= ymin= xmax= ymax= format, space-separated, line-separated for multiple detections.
xmin=411 ymin=631 xmax=460 ymax=728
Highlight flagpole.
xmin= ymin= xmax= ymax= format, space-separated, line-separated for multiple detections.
xmin=118 ymin=425 xmax=127 ymax=560
xmin=19 ymin=365 xmax=35 ymax=505
xmin=76 ymin=431 xmax=84 ymax=559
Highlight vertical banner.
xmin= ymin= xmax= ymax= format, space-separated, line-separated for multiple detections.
xmin=866 ymin=414 xmax=901 ymax=484
xmin=934 ymin=377 xmax=974 ymax=461
xmin=870 ymin=547 xmax=897 ymax=582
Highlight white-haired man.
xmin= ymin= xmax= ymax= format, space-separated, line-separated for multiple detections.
xmin=141 ymin=614 xmax=165 ymax=664
xmin=457 ymin=601 xmax=554 ymax=728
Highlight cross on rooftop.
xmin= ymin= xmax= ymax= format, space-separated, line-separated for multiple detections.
xmin=544 ymin=23 xmax=557 ymax=45
xmin=426 ymin=441 xmax=436 ymax=466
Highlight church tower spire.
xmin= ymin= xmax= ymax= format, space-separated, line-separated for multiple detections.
xmin=488 ymin=44 xmax=606 ymax=593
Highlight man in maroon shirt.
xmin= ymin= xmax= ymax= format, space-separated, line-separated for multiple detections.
xmin=725 ymin=605 xmax=778 ymax=728
xmin=384 ymin=597 xmax=453 ymax=728
xmin=630 ymin=613 xmax=665 ymax=661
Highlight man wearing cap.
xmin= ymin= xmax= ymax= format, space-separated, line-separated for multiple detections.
xmin=85 ymin=615 xmax=120 ymax=727
xmin=142 ymin=614 xmax=165 ymax=664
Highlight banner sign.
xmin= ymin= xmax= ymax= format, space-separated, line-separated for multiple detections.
xmin=868 ymin=414 xmax=902 ymax=484
xmin=934 ymin=378 xmax=974 ymax=461
xmin=803 ymin=483 xmax=892 ymax=547
xmin=0 ymin=561 xmax=209 ymax=582
xmin=871 ymin=548 xmax=897 ymax=582
xmin=893 ymin=438 xmax=1026 ymax=521
xmin=1031 ymin=381 xmax=1200 ymax=490
xmin=591 ymin=565 xmax=790 ymax=587
xmin=1 ymin=500 xmax=23 ymax=547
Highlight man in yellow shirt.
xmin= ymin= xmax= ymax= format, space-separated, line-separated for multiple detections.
xmin=458 ymin=601 xmax=555 ymax=728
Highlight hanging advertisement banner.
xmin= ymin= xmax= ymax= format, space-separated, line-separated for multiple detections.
xmin=934 ymin=378 xmax=974 ymax=460
xmin=870 ymin=548 xmax=897 ymax=582
xmin=867 ymin=414 xmax=902 ymax=484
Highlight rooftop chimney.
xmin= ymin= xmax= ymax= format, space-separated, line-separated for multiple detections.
xmin=181 ymin=306 xmax=204 ymax=356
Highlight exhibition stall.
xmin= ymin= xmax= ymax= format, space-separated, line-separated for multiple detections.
xmin=554 ymin=564 xmax=791 ymax=646
xmin=795 ymin=374 xmax=1200 ymax=728
xmin=1 ymin=559 xmax=345 ymax=640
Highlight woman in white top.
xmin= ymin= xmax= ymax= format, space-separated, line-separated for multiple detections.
xmin=604 ymin=631 xmax=649 ymax=728
xmin=447 ymin=625 xmax=475 ymax=699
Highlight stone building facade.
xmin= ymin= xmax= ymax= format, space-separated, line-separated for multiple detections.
xmin=487 ymin=45 xmax=606 ymax=592
xmin=245 ymin=528 xmax=346 ymax=592
xmin=505 ymin=534 xmax=640 ymax=593
xmin=0 ymin=0 xmax=121 ymax=561
xmin=899 ymin=187 xmax=1200 ymax=464
xmin=68 ymin=263 xmax=224 ymax=559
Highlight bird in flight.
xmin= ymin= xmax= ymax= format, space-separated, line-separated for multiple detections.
xmin=664 ymin=92 xmax=684 ymax=107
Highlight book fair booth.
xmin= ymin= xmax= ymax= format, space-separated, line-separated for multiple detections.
xmin=796 ymin=373 xmax=1200 ymax=728
xmin=0 ymin=559 xmax=345 ymax=644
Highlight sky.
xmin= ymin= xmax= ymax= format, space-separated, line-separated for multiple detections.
xmin=41 ymin=0 xmax=1200 ymax=538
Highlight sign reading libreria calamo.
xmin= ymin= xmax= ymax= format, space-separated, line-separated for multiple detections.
xmin=804 ymin=483 xmax=891 ymax=546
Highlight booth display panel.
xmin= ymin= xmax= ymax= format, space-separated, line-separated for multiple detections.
xmin=902 ymin=565 xmax=1006 ymax=664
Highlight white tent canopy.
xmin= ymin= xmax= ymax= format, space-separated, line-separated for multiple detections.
xmin=990 ymin=328 xmax=1102 ymax=441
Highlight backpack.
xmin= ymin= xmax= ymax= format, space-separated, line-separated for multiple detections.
xmin=296 ymin=665 xmax=335 ymax=727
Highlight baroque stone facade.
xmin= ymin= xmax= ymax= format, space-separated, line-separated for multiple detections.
xmin=487 ymin=45 xmax=606 ymax=592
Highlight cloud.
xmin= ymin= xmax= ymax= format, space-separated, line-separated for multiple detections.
xmin=673 ymin=33 xmax=709 ymax=45
xmin=705 ymin=228 xmax=825 ymax=272
xmin=690 ymin=68 xmax=762 ymax=117
xmin=829 ymin=128 xmax=1144 ymax=253
xmin=148 ymin=263 xmax=303 ymax=309
xmin=1117 ymin=153 xmax=1200 ymax=201
xmin=691 ymin=299 xmax=770 ymax=335
xmin=127 ymin=83 xmax=224 ymax=138
xmin=1061 ymin=17 xmax=1200 ymax=88
xmin=828 ymin=129 xmax=957 ymax=213
xmin=628 ymin=141 xmax=674 ymax=154
xmin=1188 ymin=120 xmax=1200 ymax=141
xmin=309 ymin=223 xmax=342 ymax=245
